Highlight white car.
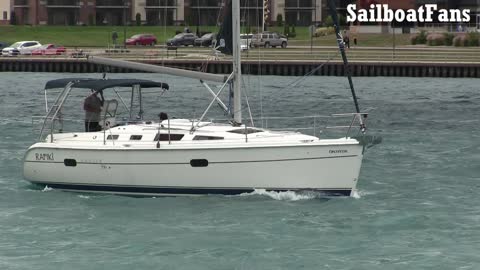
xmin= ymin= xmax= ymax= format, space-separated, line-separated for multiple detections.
xmin=240 ymin=34 xmax=253 ymax=51
xmin=2 ymin=41 xmax=42 ymax=56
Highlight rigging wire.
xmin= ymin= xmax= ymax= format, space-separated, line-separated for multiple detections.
xmin=285 ymin=51 xmax=340 ymax=88
xmin=241 ymin=76 xmax=255 ymax=127
xmin=200 ymin=0 xmax=226 ymax=73
xmin=255 ymin=0 xmax=265 ymax=128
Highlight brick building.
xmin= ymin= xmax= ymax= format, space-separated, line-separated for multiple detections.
xmin=10 ymin=0 xmax=323 ymax=26
xmin=9 ymin=0 xmax=479 ymax=27
xmin=11 ymin=0 xmax=134 ymax=25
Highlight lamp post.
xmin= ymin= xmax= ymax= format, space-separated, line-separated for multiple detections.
xmin=477 ymin=14 xmax=480 ymax=32
xmin=392 ymin=21 xmax=396 ymax=60
xmin=262 ymin=0 xmax=265 ymax=32
xmin=123 ymin=0 xmax=127 ymax=49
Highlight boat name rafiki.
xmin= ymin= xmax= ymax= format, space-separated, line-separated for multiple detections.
xmin=329 ymin=149 xmax=348 ymax=154
xmin=35 ymin=153 xmax=54 ymax=161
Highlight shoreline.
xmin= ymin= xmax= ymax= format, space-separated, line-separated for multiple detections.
xmin=1 ymin=58 xmax=479 ymax=77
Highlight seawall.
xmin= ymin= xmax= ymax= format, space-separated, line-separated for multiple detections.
xmin=0 ymin=58 xmax=479 ymax=78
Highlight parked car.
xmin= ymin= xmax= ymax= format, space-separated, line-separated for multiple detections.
xmin=125 ymin=34 xmax=157 ymax=46
xmin=0 ymin=42 xmax=9 ymax=50
xmin=166 ymin=33 xmax=198 ymax=47
xmin=240 ymin=34 xmax=253 ymax=51
xmin=251 ymin=32 xmax=288 ymax=48
xmin=32 ymin=44 xmax=66 ymax=55
xmin=2 ymin=41 xmax=42 ymax=56
xmin=194 ymin=33 xmax=216 ymax=47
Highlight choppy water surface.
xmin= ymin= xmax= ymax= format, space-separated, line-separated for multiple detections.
xmin=0 ymin=73 xmax=479 ymax=269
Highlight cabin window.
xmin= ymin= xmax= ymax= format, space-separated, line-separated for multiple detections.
xmin=193 ymin=136 xmax=224 ymax=141
xmin=130 ymin=135 xmax=143 ymax=140
xmin=190 ymin=159 xmax=208 ymax=167
xmin=227 ymin=128 xmax=263 ymax=135
xmin=107 ymin=135 xmax=119 ymax=140
xmin=154 ymin=133 xmax=184 ymax=141
xmin=64 ymin=159 xmax=77 ymax=167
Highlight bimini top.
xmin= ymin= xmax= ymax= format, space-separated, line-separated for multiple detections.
xmin=44 ymin=78 xmax=169 ymax=91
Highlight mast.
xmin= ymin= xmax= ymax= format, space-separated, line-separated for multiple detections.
xmin=326 ymin=0 xmax=361 ymax=114
xmin=232 ymin=0 xmax=242 ymax=124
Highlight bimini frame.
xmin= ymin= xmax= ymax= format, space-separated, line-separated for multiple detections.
xmin=38 ymin=78 xmax=169 ymax=143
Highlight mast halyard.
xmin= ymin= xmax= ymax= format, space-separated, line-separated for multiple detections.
xmin=232 ymin=0 xmax=242 ymax=124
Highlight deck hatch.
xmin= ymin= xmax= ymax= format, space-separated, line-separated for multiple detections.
xmin=193 ymin=135 xmax=224 ymax=140
xmin=227 ymin=128 xmax=263 ymax=135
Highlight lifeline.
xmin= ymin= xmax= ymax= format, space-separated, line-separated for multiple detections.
xmin=347 ymin=4 xmax=471 ymax=23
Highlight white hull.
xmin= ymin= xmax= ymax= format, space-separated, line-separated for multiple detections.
xmin=24 ymin=141 xmax=364 ymax=196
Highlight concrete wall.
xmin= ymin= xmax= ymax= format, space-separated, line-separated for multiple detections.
xmin=133 ymin=0 xmax=146 ymax=24
xmin=351 ymin=25 xmax=383 ymax=34
xmin=273 ymin=0 xmax=285 ymax=24
xmin=0 ymin=0 xmax=11 ymax=25
xmin=176 ymin=0 xmax=185 ymax=25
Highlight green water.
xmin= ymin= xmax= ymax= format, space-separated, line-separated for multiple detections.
xmin=0 ymin=73 xmax=479 ymax=269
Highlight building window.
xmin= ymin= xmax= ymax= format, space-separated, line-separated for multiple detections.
xmin=3 ymin=12 xmax=7 ymax=20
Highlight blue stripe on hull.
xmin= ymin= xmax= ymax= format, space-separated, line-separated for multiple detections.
xmin=31 ymin=182 xmax=352 ymax=196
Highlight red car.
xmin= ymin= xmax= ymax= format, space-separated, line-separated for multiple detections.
xmin=32 ymin=44 xmax=66 ymax=55
xmin=125 ymin=34 xmax=157 ymax=46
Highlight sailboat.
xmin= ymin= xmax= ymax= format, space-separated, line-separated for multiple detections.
xmin=23 ymin=0 xmax=380 ymax=196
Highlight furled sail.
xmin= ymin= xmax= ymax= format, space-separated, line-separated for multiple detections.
xmin=217 ymin=0 xmax=233 ymax=55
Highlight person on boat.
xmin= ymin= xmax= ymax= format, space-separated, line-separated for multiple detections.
xmin=83 ymin=90 xmax=104 ymax=132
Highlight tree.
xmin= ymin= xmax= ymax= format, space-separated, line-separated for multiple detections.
xmin=325 ymin=15 xmax=346 ymax=27
xmin=283 ymin=23 xmax=289 ymax=37
xmin=10 ymin=11 xmax=16 ymax=25
xmin=276 ymin=14 xmax=283 ymax=27
xmin=88 ymin=14 xmax=95 ymax=26
xmin=325 ymin=16 xmax=333 ymax=27
xmin=135 ymin=13 xmax=141 ymax=26
xmin=246 ymin=25 xmax=251 ymax=34
xmin=290 ymin=24 xmax=296 ymax=38
xmin=338 ymin=14 xmax=347 ymax=26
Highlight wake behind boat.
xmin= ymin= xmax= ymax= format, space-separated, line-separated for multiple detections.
xmin=22 ymin=0 xmax=380 ymax=197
